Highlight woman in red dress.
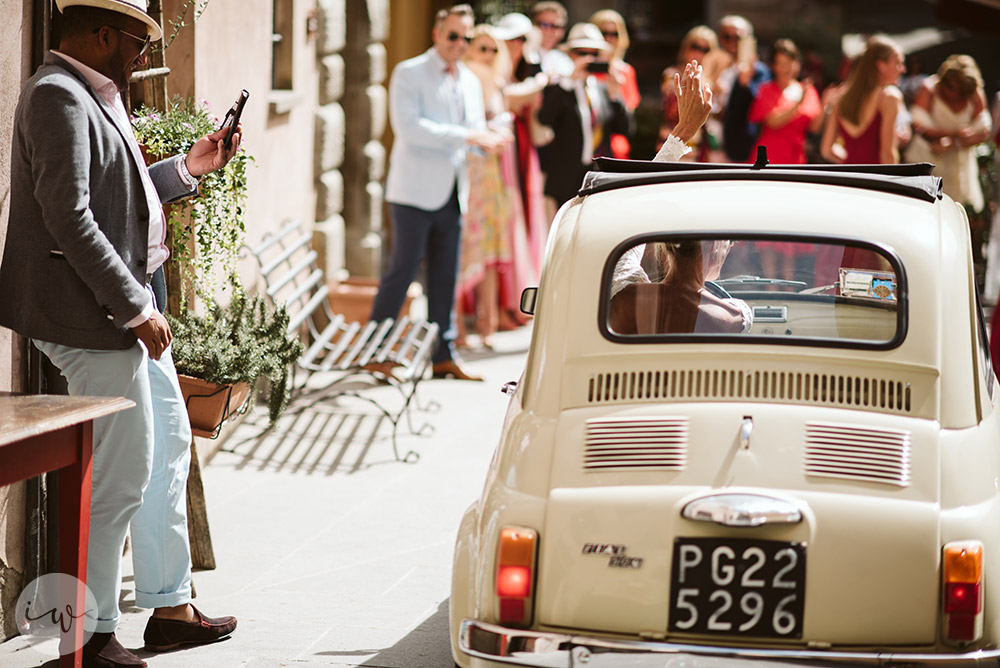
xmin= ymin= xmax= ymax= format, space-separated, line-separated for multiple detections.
xmin=820 ymin=35 xmax=905 ymax=165
xmin=749 ymin=39 xmax=822 ymax=164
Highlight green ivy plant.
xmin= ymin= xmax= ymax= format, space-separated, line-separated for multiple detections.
xmin=131 ymin=97 xmax=253 ymax=303
xmin=167 ymin=279 xmax=304 ymax=425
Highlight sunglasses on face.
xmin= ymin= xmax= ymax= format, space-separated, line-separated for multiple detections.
xmin=721 ymin=32 xmax=740 ymax=42
xmin=536 ymin=21 xmax=565 ymax=30
xmin=688 ymin=43 xmax=711 ymax=53
xmin=447 ymin=31 xmax=473 ymax=43
xmin=572 ymin=50 xmax=600 ymax=58
xmin=95 ymin=25 xmax=151 ymax=54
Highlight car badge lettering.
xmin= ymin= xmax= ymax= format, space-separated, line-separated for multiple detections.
xmin=582 ymin=543 xmax=643 ymax=568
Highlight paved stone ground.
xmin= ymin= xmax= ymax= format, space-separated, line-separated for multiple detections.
xmin=1 ymin=325 xmax=532 ymax=668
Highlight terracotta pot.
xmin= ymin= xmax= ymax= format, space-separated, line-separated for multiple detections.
xmin=329 ymin=277 xmax=416 ymax=324
xmin=177 ymin=374 xmax=252 ymax=439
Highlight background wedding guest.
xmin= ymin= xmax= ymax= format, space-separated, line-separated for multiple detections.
xmin=749 ymin=39 xmax=822 ymax=164
xmin=660 ymin=25 xmax=717 ymax=159
xmin=536 ymin=23 xmax=631 ymax=211
xmin=905 ymin=54 xmax=992 ymax=213
xmin=529 ymin=0 xmax=573 ymax=77
xmin=495 ymin=11 xmax=548 ymax=312
xmin=715 ymin=15 xmax=772 ymax=162
xmin=456 ymin=25 xmax=520 ymax=349
xmin=820 ymin=35 xmax=905 ymax=165
xmin=588 ymin=8 xmax=640 ymax=158
xmin=369 ymin=4 xmax=506 ymax=382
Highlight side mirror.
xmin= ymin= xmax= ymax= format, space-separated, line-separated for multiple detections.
xmin=519 ymin=287 xmax=538 ymax=316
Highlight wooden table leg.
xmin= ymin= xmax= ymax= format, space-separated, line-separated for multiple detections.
xmin=58 ymin=422 xmax=92 ymax=668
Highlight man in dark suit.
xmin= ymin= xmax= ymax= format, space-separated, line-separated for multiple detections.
xmin=0 ymin=1 xmax=238 ymax=665
xmin=536 ymin=22 xmax=631 ymax=211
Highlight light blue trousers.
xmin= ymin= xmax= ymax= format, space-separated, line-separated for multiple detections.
xmin=34 ymin=337 xmax=194 ymax=633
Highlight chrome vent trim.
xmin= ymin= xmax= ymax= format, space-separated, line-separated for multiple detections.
xmin=584 ymin=417 xmax=688 ymax=471
xmin=805 ymin=422 xmax=911 ymax=486
xmin=587 ymin=369 xmax=912 ymax=414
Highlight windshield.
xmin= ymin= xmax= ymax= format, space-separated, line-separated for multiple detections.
xmin=603 ymin=236 xmax=904 ymax=348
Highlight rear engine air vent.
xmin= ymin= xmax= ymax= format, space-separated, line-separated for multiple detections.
xmin=805 ymin=422 xmax=911 ymax=486
xmin=587 ymin=369 xmax=911 ymax=414
xmin=584 ymin=417 xmax=688 ymax=471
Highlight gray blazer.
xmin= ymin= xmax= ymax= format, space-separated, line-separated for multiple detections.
xmin=0 ymin=53 xmax=196 ymax=350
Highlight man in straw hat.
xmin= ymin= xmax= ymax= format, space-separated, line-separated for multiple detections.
xmin=0 ymin=1 xmax=240 ymax=665
xmin=535 ymin=22 xmax=631 ymax=211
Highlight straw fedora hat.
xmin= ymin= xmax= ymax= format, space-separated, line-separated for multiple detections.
xmin=558 ymin=23 xmax=611 ymax=52
xmin=55 ymin=0 xmax=163 ymax=41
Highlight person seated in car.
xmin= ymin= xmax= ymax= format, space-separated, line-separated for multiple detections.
xmin=609 ymin=239 xmax=753 ymax=335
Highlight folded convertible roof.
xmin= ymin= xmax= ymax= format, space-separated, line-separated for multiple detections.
xmin=581 ymin=151 xmax=943 ymax=203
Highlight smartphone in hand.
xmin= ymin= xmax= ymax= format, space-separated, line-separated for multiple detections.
xmin=586 ymin=61 xmax=610 ymax=74
xmin=219 ymin=89 xmax=249 ymax=151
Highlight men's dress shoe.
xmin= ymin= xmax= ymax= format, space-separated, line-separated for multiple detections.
xmin=362 ymin=360 xmax=400 ymax=383
xmin=82 ymin=632 xmax=146 ymax=668
xmin=432 ymin=359 xmax=483 ymax=381
xmin=143 ymin=606 xmax=237 ymax=652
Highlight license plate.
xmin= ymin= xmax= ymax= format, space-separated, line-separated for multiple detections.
xmin=669 ymin=537 xmax=806 ymax=639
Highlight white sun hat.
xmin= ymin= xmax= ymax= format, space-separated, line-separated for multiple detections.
xmin=55 ymin=0 xmax=163 ymax=41
xmin=493 ymin=13 xmax=533 ymax=41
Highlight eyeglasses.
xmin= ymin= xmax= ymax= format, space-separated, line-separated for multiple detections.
xmin=95 ymin=25 xmax=151 ymax=54
xmin=572 ymin=49 xmax=600 ymax=58
xmin=602 ymin=30 xmax=619 ymax=39
xmin=688 ymin=43 xmax=711 ymax=53
xmin=447 ymin=31 xmax=473 ymax=43
xmin=478 ymin=45 xmax=499 ymax=54
xmin=536 ymin=21 xmax=565 ymax=30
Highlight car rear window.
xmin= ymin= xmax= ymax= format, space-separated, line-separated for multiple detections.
xmin=602 ymin=235 xmax=905 ymax=349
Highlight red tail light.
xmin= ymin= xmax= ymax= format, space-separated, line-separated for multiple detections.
xmin=496 ymin=527 xmax=537 ymax=626
xmin=942 ymin=541 xmax=983 ymax=644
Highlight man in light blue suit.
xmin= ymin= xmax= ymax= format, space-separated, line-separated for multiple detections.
xmin=371 ymin=3 xmax=507 ymax=381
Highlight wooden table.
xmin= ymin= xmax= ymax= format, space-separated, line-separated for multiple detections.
xmin=0 ymin=392 xmax=134 ymax=668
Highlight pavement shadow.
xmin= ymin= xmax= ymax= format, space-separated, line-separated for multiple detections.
xmin=215 ymin=382 xmax=437 ymax=474
xmin=312 ymin=598 xmax=452 ymax=668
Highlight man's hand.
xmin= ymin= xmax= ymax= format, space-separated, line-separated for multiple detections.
xmin=131 ymin=311 xmax=172 ymax=361
xmin=672 ymin=61 xmax=713 ymax=144
xmin=185 ymin=123 xmax=243 ymax=178
xmin=467 ymin=129 xmax=509 ymax=154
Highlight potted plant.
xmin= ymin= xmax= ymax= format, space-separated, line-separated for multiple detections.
xmin=167 ymin=279 xmax=304 ymax=436
xmin=131 ymin=97 xmax=253 ymax=304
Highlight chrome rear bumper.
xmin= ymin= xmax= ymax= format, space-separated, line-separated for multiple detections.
xmin=460 ymin=620 xmax=1000 ymax=667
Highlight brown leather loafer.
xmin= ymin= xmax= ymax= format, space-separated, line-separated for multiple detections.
xmin=83 ymin=632 xmax=146 ymax=668
xmin=432 ymin=359 xmax=483 ymax=381
xmin=143 ymin=606 xmax=237 ymax=652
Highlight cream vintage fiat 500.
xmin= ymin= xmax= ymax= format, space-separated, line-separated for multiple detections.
xmin=450 ymin=159 xmax=1000 ymax=668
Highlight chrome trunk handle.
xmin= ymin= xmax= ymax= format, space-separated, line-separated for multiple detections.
xmin=682 ymin=493 xmax=802 ymax=527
